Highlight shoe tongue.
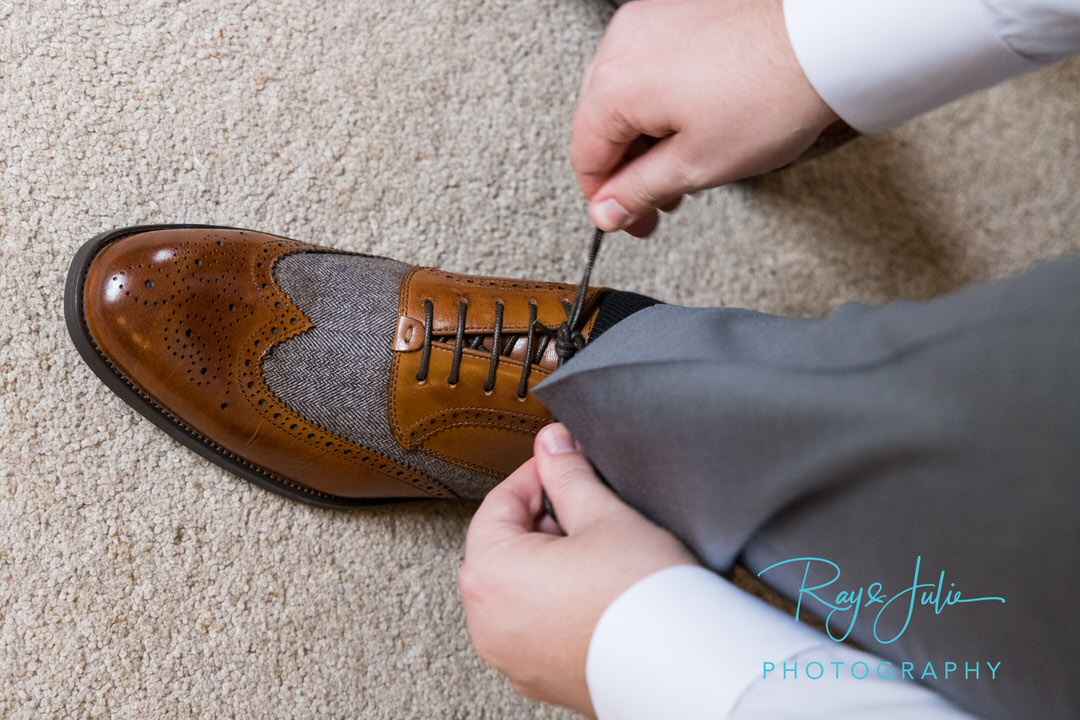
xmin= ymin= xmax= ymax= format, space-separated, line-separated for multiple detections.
xmin=505 ymin=334 xmax=558 ymax=370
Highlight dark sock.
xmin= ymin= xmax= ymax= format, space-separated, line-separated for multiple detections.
xmin=588 ymin=290 xmax=663 ymax=341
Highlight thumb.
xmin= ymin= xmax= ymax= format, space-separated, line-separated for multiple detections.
xmin=534 ymin=423 xmax=626 ymax=534
xmin=589 ymin=135 xmax=697 ymax=232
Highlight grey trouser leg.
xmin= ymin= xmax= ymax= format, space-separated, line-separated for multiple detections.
xmin=533 ymin=255 xmax=1080 ymax=720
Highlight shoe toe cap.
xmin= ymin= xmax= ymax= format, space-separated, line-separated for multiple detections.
xmin=74 ymin=226 xmax=447 ymax=501
xmin=80 ymin=227 xmax=300 ymax=406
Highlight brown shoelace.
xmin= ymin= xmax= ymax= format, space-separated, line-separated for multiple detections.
xmin=415 ymin=229 xmax=605 ymax=398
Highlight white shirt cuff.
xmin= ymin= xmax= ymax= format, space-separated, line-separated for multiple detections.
xmin=784 ymin=0 xmax=1044 ymax=133
xmin=586 ymin=565 xmax=826 ymax=720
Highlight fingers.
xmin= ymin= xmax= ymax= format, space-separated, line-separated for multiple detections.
xmin=569 ymin=90 xmax=640 ymax=203
xmin=570 ymin=45 xmax=675 ymax=209
xmin=533 ymin=423 xmax=625 ymax=535
xmin=595 ymin=199 xmax=678 ymax=239
xmin=588 ymin=134 xmax=698 ymax=232
xmin=465 ymin=458 xmax=544 ymax=555
xmin=621 ymin=209 xmax=659 ymax=238
xmin=659 ymin=196 xmax=682 ymax=213
xmin=536 ymin=513 xmax=563 ymax=536
xmin=571 ymin=40 xmax=692 ymax=234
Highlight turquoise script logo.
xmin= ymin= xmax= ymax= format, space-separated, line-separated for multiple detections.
xmin=757 ymin=555 xmax=1005 ymax=645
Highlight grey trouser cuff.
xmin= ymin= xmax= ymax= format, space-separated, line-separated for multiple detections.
xmin=534 ymin=255 xmax=1080 ymax=720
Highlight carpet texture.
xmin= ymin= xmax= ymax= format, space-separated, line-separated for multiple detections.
xmin=1 ymin=0 xmax=1078 ymax=717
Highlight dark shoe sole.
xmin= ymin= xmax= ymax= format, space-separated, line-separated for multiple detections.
xmin=65 ymin=224 xmax=417 ymax=510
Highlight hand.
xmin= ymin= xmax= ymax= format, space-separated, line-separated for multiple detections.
xmin=460 ymin=423 xmax=699 ymax=716
xmin=571 ymin=0 xmax=838 ymax=237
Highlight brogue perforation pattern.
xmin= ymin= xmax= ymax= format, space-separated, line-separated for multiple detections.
xmin=403 ymin=407 xmax=548 ymax=447
xmin=90 ymin=229 xmax=453 ymax=500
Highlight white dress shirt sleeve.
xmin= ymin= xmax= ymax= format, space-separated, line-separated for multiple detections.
xmin=783 ymin=0 xmax=1080 ymax=133
xmin=586 ymin=565 xmax=980 ymax=720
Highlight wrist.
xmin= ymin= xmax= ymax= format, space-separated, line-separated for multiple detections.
xmin=768 ymin=0 xmax=838 ymax=134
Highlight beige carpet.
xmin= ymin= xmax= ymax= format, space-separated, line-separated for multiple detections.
xmin=1 ymin=0 xmax=1078 ymax=716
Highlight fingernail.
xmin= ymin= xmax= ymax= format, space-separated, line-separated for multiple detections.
xmin=591 ymin=198 xmax=630 ymax=231
xmin=540 ymin=424 xmax=578 ymax=454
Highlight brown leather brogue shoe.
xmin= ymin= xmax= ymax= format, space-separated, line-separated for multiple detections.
xmin=65 ymin=225 xmax=608 ymax=507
